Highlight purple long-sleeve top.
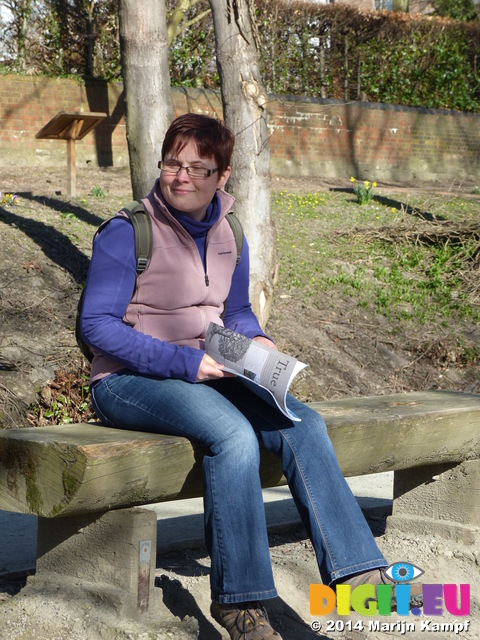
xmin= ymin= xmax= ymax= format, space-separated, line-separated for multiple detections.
xmin=80 ymin=191 xmax=269 ymax=383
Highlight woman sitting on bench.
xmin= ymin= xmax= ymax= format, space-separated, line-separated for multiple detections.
xmin=79 ymin=113 xmax=422 ymax=640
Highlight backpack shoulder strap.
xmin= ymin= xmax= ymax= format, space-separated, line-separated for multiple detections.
xmin=119 ymin=200 xmax=153 ymax=274
xmin=225 ymin=210 xmax=244 ymax=266
xmin=220 ymin=211 xmax=245 ymax=320
xmin=76 ymin=200 xmax=153 ymax=363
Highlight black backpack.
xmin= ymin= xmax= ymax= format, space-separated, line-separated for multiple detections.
xmin=75 ymin=200 xmax=244 ymax=362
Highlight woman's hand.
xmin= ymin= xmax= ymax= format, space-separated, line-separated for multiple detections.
xmin=253 ymin=336 xmax=278 ymax=351
xmin=196 ymin=353 xmax=235 ymax=382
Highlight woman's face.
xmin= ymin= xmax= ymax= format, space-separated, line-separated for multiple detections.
xmin=160 ymin=139 xmax=231 ymax=221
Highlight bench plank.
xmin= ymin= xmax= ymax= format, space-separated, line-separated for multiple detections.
xmin=314 ymin=389 xmax=480 ymax=475
xmin=0 ymin=390 xmax=478 ymax=517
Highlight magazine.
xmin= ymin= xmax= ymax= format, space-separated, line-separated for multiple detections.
xmin=205 ymin=322 xmax=307 ymax=422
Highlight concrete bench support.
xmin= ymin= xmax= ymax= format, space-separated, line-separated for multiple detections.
xmin=35 ymin=507 xmax=157 ymax=617
xmin=387 ymin=458 xmax=480 ymax=546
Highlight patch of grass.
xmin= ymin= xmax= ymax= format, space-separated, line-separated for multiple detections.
xmin=271 ymin=188 xmax=480 ymax=330
xmin=369 ymin=242 xmax=476 ymax=323
xmin=273 ymin=191 xmax=331 ymax=221
xmin=90 ymin=185 xmax=106 ymax=197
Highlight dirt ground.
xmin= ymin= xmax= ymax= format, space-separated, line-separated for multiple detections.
xmin=0 ymin=526 xmax=478 ymax=640
xmin=0 ymin=167 xmax=479 ymax=639
xmin=1 ymin=167 xmax=479 ymax=422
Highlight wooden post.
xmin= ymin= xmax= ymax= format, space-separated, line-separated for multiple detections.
xmin=35 ymin=111 xmax=106 ymax=198
xmin=66 ymin=136 xmax=76 ymax=198
xmin=65 ymin=117 xmax=83 ymax=198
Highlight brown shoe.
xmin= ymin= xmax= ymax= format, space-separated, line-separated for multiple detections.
xmin=337 ymin=568 xmax=423 ymax=610
xmin=211 ymin=601 xmax=282 ymax=640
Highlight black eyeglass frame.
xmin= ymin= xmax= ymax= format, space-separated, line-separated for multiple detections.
xmin=158 ymin=160 xmax=219 ymax=179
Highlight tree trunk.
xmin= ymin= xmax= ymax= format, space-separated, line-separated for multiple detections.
xmin=14 ymin=0 xmax=32 ymax=73
xmin=81 ymin=0 xmax=95 ymax=78
xmin=393 ymin=0 xmax=409 ymax=11
xmin=118 ymin=0 xmax=174 ymax=199
xmin=209 ymin=0 xmax=277 ymax=329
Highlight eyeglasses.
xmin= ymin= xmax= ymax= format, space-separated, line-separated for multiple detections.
xmin=158 ymin=161 xmax=218 ymax=179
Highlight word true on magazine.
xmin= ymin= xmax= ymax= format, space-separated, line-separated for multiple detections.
xmin=270 ymin=358 xmax=290 ymax=387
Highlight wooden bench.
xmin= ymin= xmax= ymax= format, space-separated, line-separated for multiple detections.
xmin=0 ymin=390 xmax=479 ymax=618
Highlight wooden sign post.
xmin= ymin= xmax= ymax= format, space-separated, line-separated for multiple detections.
xmin=36 ymin=111 xmax=107 ymax=197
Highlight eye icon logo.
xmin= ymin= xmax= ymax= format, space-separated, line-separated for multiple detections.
xmin=385 ymin=562 xmax=424 ymax=583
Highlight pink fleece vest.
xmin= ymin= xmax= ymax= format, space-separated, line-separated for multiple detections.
xmin=89 ymin=188 xmax=237 ymax=383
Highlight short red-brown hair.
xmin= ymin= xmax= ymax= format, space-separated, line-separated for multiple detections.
xmin=161 ymin=113 xmax=235 ymax=175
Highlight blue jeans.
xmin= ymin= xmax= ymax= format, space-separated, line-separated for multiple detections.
xmin=91 ymin=374 xmax=387 ymax=604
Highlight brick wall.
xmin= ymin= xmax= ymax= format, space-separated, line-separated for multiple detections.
xmin=334 ymin=0 xmax=373 ymax=9
xmin=334 ymin=0 xmax=434 ymax=12
xmin=1 ymin=75 xmax=479 ymax=185
xmin=267 ymin=95 xmax=480 ymax=184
